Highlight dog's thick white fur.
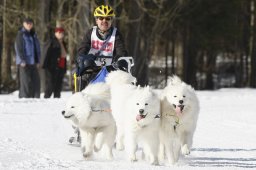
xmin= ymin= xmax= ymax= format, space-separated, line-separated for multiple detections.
xmin=62 ymin=83 xmax=116 ymax=160
xmin=124 ymin=86 xmax=161 ymax=165
xmin=105 ymin=70 xmax=137 ymax=151
xmin=159 ymin=75 xmax=200 ymax=165
xmin=106 ymin=71 xmax=160 ymax=164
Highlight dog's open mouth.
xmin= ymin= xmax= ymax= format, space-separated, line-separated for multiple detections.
xmin=173 ymin=104 xmax=184 ymax=116
xmin=64 ymin=114 xmax=74 ymax=119
xmin=136 ymin=113 xmax=148 ymax=121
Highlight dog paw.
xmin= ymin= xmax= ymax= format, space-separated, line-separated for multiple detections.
xmin=150 ymin=159 xmax=159 ymax=165
xmin=167 ymin=161 xmax=176 ymax=166
xmin=129 ymin=155 xmax=137 ymax=162
xmin=181 ymin=144 xmax=190 ymax=155
xmin=106 ymin=153 xmax=114 ymax=161
xmin=83 ymin=151 xmax=92 ymax=159
xmin=69 ymin=137 xmax=75 ymax=143
xmin=158 ymin=154 xmax=165 ymax=162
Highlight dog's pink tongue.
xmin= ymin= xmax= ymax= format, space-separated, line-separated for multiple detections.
xmin=175 ymin=107 xmax=182 ymax=117
xmin=136 ymin=115 xmax=143 ymax=121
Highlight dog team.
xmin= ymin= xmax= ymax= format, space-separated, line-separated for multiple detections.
xmin=62 ymin=70 xmax=200 ymax=166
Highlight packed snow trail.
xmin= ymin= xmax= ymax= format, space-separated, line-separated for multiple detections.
xmin=0 ymin=89 xmax=256 ymax=169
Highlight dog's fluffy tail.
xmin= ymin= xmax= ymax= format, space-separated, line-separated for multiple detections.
xmin=82 ymin=83 xmax=110 ymax=100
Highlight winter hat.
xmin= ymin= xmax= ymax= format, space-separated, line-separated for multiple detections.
xmin=55 ymin=20 xmax=65 ymax=33
xmin=55 ymin=27 xmax=65 ymax=33
xmin=23 ymin=17 xmax=34 ymax=24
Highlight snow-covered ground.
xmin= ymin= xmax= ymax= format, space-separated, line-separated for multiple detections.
xmin=0 ymin=89 xmax=256 ymax=170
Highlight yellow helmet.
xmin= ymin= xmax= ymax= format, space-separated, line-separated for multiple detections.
xmin=94 ymin=5 xmax=115 ymax=17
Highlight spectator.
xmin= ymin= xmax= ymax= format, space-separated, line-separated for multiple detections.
xmin=15 ymin=17 xmax=41 ymax=98
xmin=42 ymin=26 xmax=67 ymax=98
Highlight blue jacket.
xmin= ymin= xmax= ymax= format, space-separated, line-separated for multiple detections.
xmin=15 ymin=27 xmax=41 ymax=65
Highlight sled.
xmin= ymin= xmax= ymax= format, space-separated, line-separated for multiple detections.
xmin=73 ymin=56 xmax=134 ymax=92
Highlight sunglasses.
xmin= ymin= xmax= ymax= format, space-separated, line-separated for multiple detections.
xmin=97 ymin=17 xmax=112 ymax=21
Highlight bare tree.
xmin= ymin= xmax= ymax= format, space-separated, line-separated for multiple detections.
xmin=250 ymin=0 xmax=256 ymax=87
xmin=1 ymin=0 xmax=16 ymax=91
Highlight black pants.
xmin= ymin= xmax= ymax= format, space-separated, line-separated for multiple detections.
xmin=19 ymin=65 xmax=40 ymax=98
xmin=44 ymin=68 xmax=65 ymax=98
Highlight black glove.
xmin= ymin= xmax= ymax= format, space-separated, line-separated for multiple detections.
xmin=76 ymin=54 xmax=97 ymax=76
xmin=112 ymin=59 xmax=128 ymax=72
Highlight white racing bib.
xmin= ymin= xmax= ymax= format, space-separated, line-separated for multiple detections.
xmin=89 ymin=26 xmax=116 ymax=66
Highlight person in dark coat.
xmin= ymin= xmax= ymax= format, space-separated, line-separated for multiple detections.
xmin=75 ymin=5 xmax=129 ymax=90
xmin=43 ymin=27 xmax=67 ymax=98
xmin=15 ymin=17 xmax=41 ymax=98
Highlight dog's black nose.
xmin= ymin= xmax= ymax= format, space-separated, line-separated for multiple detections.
xmin=179 ymin=100 xmax=183 ymax=104
xmin=62 ymin=111 xmax=65 ymax=115
xmin=139 ymin=109 xmax=144 ymax=114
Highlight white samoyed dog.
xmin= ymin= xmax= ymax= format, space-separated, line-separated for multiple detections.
xmin=106 ymin=70 xmax=160 ymax=164
xmin=105 ymin=70 xmax=137 ymax=151
xmin=159 ymin=75 xmax=200 ymax=165
xmin=62 ymin=83 xmax=116 ymax=160
xmin=123 ymin=86 xmax=161 ymax=165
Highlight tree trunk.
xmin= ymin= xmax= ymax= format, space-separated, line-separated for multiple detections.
xmin=251 ymin=37 xmax=256 ymax=87
xmin=0 ymin=1 xmax=3 ymax=88
xmin=171 ymin=37 xmax=175 ymax=75
xmin=205 ymin=52 xmax=216 ymax=89
xmin=164 ymin=40 xmax=170 ymax=86
xmin=124 ymin=0 xmax=144 ymax=84
xmin=251 ymin=0 xmax=256 ymax=87
xmin=38 ymin=0 xmax=51 ymax=93
xmin=183 ymin=23 xmax=197 ymax=87
xmin=249 ymin=0 xmax=255 ymax=86
xmin=1 ymin=0 xmax=13 ymax=92
xmin=175 ymin=31 xmax=184 ymax=77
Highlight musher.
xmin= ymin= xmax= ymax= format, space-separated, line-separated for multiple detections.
xmin=75 ymin=5 xmax=130 ymax=91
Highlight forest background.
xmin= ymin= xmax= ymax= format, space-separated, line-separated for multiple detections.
xmin=1 ymin=0 xmax=256 ymax=93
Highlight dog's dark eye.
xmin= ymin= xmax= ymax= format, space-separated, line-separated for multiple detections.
xmin=131 ymin=82 xmax=135 ymax=85
xmin=183 ymin=95 xmax=186 ymax=98
xmin=145 ymin=103 xmax=148 ymax=105
xmin=71 ymin=106 xmax=75 ymax=108
xmin=136 ymin=103 xmax=139 ymax=105
xmin=174 ymin=96 xmax=177 ymax=98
